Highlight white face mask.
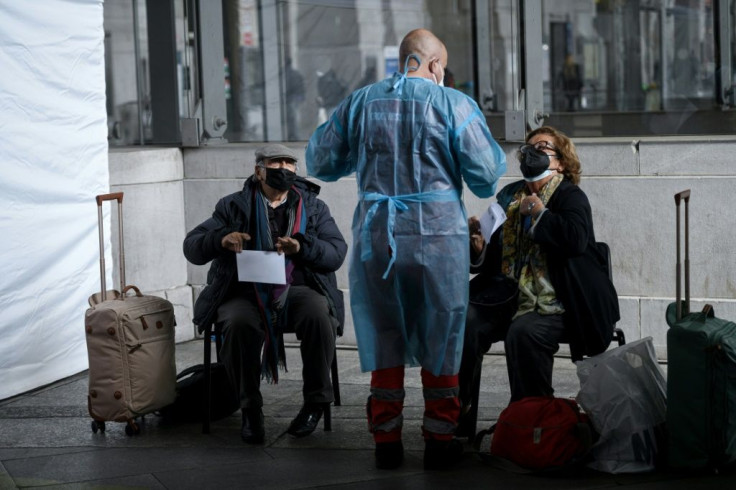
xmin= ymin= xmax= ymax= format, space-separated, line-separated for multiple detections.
xmin=523 ymin=169 xmax=551 ymax=182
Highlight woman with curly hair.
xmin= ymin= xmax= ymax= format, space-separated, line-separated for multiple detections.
xmin=457 ymin=126 xmax=619 ymax=434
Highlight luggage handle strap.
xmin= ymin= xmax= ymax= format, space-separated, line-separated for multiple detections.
xmin=700 ymin=303 xmax=714 ymax=319
xmin=122 ymin=285 xmax=143 ymax=298
xmin=473 ymin=423 xmax=497 ymax=453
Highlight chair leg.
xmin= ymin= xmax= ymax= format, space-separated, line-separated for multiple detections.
xmin=331 ymin=347 xmax=341 ymax=406
xmin=214 ymin=324 xmax=223 ymax=363
xmin=323 ymin=346 xmax=338 ymax=432
xmin=202 ymin=325 xmax=212 ymax=434
xmin=614 ymin=327 xmax=626 ymax=346
xmin=323 ymin=403 xmax=332 ymax=431
xmin=468 ymin=365 xmax=481 ymax=443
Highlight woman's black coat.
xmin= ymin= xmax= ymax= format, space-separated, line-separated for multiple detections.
xmin=475 ymin=179 xmax=620 ymax=360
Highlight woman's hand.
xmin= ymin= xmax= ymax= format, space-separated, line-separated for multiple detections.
xmin=468 ymin=216 xmax=485 ymax=255
xmin=520 ymin=193 xmax=544 ymax=217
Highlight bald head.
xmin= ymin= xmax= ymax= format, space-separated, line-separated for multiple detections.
xmin=399 ymin=28 xmax=448 ymax=74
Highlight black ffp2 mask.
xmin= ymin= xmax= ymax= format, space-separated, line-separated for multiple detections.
xmin=263 ymin=167 xmax=297 ymax=191
xmin=519 ymin=146 xmax=551 ymax=182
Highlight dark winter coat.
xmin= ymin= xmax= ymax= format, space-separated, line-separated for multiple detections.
xmin=476 ymin=179 xmax=620 ymax=360
xmin=183 ymin=176 xmax=347 ymax=335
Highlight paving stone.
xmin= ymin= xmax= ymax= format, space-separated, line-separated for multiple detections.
xmin=0 ymin=340 xmax=718 ymax=489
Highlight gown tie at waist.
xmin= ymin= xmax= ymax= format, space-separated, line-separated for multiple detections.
xmin=360 ymin=189 xmax=461 ymax=279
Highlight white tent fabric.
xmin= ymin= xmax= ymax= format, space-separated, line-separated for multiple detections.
xmin=0 ymin=0 xmax=110 ymax=400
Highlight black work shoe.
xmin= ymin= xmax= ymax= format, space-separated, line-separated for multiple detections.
xmin=241 ymin=407 xmax=265 ymax=444
xmin=424 ymin=438 xmax=464 ymax=470
xmin=375 ymin=441 xmax=404 ymax=469
xmin=287 ymin=403 xmax=327 ymax=438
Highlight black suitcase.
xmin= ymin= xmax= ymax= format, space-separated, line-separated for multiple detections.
xmin=665 ymin=189 xmax=736 ymax=471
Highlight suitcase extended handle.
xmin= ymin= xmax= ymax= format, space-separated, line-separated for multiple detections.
xmin=674 ymin=189 xmax=690 ymax=205
xmin=96 ymin=192 xmax=124 ymax=206
xmin=674 ymin=189 xmax=690 ymax=321
xmin=96 ymin=192 xmax=126 ymax=301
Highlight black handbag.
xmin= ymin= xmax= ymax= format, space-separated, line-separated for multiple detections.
xmin=158 ymin=362 xmax=239 ymax=423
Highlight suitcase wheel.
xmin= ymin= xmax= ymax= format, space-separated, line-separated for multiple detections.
xmin=125 ymin=420 xmax=140 ymax=436
xmin=91 ymin=420 xmax=106 ymax=434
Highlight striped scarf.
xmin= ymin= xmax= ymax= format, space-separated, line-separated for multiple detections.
xmin=251 ymin=186 xmax=307 ymax=382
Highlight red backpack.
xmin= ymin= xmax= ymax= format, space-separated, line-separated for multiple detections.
xmin=475 ymin=396 xmax=593 ymax=471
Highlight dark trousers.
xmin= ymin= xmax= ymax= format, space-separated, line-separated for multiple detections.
xmin=458 ymin=305 xmax=566 ymax=404
xmin=216 ymin=285 xmax=336 ymax=409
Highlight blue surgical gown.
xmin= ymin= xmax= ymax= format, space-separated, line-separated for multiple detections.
xmin=306 ymin=73 xmax=506 ymax=376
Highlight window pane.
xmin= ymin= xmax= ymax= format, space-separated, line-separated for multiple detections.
xmin=178 ymin=0 xmax=195 ymax=120
xmin=105 ymin=0 xmax=188 ymax=146
xmin=538 ymin=0 xmax=734 ymax=136
xmin=104 ymin=0 xmax=150 ymax=146
xmin=225 ymin=0 xmax=476 ymax=142
xmin=104 ymin=0 xmax=736 ymax=144
xmin=222 ymin=0 xmax=265 ymax=142
xmin=730 ymin=0 xmax=736 ymax=106
xmin=477 ymin=0 xmax=519 ymax=137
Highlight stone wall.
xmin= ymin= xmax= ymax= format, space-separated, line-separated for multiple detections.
xmin=110 ymin=136 xmax=736 ymax=359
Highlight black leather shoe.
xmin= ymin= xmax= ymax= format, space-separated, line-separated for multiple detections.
xmin=241 ymin=407 xmax=265 ymax=444
xmin=375 ymin=441 xmax=404 ymax=469
xmin=287 ymin=403 xmax=328 ymax=438
xmin=424 ymin=438 xmax=464 ymax=470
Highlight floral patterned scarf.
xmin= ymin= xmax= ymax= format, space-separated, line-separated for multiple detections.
xmin=501 ymin=174 xmax=566 ymax=318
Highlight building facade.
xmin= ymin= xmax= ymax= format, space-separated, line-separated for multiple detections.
xmin=104 ymin=0 xmax=736 ymax=358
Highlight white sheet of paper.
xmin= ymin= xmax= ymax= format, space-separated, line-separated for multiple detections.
xmin=236 ymin=250 xmax=286 ymax=285
xmin=479 ymin=202 xmax=507 ymax=243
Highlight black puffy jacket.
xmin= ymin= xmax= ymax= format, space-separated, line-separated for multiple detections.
xmin=183 ymin=176 xmax=348 ymax=334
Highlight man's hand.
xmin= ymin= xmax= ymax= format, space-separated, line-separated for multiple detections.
xmin=221 ymin=232 xmax=251 ymax=253
xmin=276 ymin=237 xmax=300 ymax=255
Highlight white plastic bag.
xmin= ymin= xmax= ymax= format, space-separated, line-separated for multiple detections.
xmin=575 ymin=337 xmax=667 ymax=473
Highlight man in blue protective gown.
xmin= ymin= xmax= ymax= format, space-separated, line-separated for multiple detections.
xmin=306 ymin=28 xmax=506 ymax=470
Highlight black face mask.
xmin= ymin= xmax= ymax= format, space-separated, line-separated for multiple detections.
xmin=519 ymin=146 xmax=551 ymax=181
xmin=262 ymin=167 xmax=297 ymax=191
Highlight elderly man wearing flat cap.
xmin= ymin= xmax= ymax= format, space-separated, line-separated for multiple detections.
xmin=184 ymin=143 xmax=347 ymax=443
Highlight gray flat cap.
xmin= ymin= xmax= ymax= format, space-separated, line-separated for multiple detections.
xmin=255 ymin=143 xmax=298 ymax=163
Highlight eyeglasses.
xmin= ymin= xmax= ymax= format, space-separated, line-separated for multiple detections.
xmin=520 ymin=140 xmax=558 ymax=152
xmin=519 ymin=141 xmax=560 ymax=158
xmin=261 ymin=157 xmax=297 ymax=169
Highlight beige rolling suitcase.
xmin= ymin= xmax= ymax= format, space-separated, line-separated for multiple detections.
xmin=85 ymin=192 xmax=176 ymax=435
